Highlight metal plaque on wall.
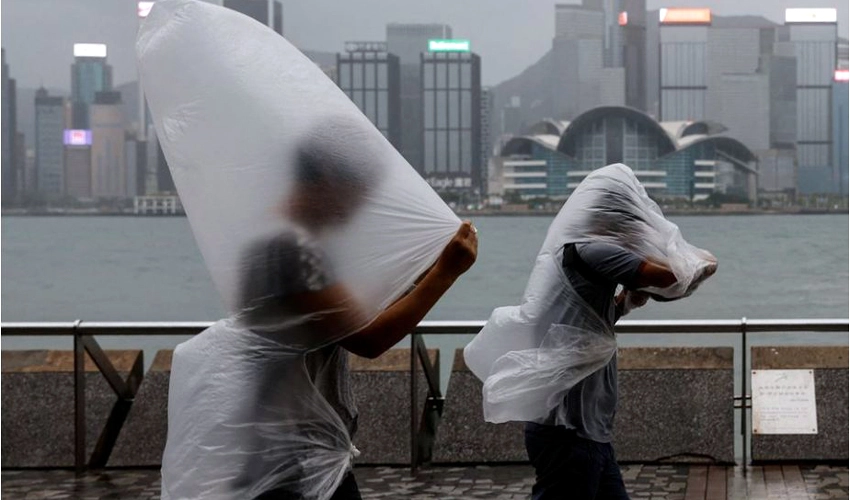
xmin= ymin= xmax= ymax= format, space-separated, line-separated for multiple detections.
xmin=752 ymin=369 xmax=818 ymax=435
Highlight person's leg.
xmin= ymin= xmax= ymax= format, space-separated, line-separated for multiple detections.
xmin=329 ymin=471 xmax=362 ymax=500
xmin=596 ymin=443 xmax=630 ymax=500
xmin=524 ymin=422 xmax=602 ymax=500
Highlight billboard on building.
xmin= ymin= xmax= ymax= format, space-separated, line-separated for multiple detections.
xmin=428 ymin=39 xmax=471 ymax=52
xmin=64 ymin=129 xmax=92 ymax=146
xmin=73 ymin=43 xmax=107 ymax=58
xmin=785 ymin=8 xmax=837 ymax=24
xmin=659 ymin=8 xmax=712 ymax=25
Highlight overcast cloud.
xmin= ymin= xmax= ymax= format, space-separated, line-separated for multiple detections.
xmin=1 ymin=0 xmax=847 ymax=90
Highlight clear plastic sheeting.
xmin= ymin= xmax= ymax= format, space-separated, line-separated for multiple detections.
xmin=463 ymin=163 xmax=716 ymax=425
xmin=137 ymin=1 xmax=460 ymax=498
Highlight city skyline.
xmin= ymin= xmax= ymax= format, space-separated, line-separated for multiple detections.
xmin=1 ymin=0 xmax=847 ymax=204
xmin=1 ymin=0 xmax=846 ymax=91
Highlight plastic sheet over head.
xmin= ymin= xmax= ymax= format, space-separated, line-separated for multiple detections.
xmin=137 ymin=1 xmax=460 ymax=498
xmin=463 ymin=163 xmax=716 ymax=425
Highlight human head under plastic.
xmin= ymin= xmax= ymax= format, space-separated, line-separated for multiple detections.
xmin=578 ymin=166 xmax=657 ymax=252
xmin=286 ymin=115 xmax=383 ymax=229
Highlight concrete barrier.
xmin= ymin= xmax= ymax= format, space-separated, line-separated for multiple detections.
xmin=109 ymin=350 xmax=172 ymax=466
xmin=751 ymin=346 xmax=848 ymax=461
xmin=350 ymin=349 xmax=437 ymax=464
xmin=434 ymin=347 xmax=735 ymax=464
xmin=433 ymin=350 xmax=526 ymax=463
xmin=1 ymin=349 xmax=142 ymax=468
xmin=109 ymin=348 xmax=436 ymax=467
xmin=615 ymin=347 xmax=735 ymax=463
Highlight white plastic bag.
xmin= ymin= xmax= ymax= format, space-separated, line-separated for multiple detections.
xmin=463 ymin=163 xmax=715 ymax=425
xmin=137 ymin=1 xmax=460 ymax=498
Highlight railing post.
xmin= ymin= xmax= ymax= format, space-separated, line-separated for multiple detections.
xmin=740 ymin=316 xmax=748 ymax=474
xmin=72 ymin=319 xmax=85 ymax=475
xmin=410 ymin=332 xmax=418 ymax=475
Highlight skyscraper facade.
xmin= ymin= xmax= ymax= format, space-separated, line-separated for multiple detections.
xmin=2 ymin=48 xmax=18 ymax=203
xmin=833 ymin=71 xmax=849 ymax=195
xmin=90 ymin=91 xmax=126 ymax=198
xmin=422 ymin=50 xmax=481 ymax=191
xmin=785 ymin=8 xmax=838 ymax=194
xmin=35 ymin=88 xmax=65 ymax=197
xmin=387 ymin=23 xmax=452 ymax=171
xmin=620 ymin=0 xmax=648 ymax=111
xmin=337 ymin=43 xmax=401 ymax=148
xmin=658 ymin=9 xmax=712 ymax=121
xmin=64 ymin=130 xmax=92 ymax=199
xmin=480 ymin=86 xmax=494 ymax=193
xmin=71 ymin=43 xmax=113 ymax=129
xmin=552 ymin=4 xmax=625 ymax=120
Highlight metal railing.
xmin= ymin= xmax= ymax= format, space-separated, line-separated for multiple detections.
xmin=1 ymin=318 xmax=847 ymax=473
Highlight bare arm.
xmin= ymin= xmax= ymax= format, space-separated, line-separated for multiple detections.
xmin=283 ymin=222 xmax=478 ymax=359
xmin=633 ymin=258 xmax=678 ymax=289
xmin=341 ymin=221 xmax=477 ymax=358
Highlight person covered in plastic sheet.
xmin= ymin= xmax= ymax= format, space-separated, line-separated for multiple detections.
xmin=463 ymin=164 xmax=716 ymax=500
xmin=162 ymin=121 xmax=478 ymax=500
xmin=522 ymin=236 xmax=712 ymax=499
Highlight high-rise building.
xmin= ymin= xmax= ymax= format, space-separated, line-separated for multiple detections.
xmin=658 ymin=8 xmax=712 ymax=121
xmin=764 ymin=50 xmax=798 ymax=151
xmin=125 ymin=132 xmax=139 ymax=197
xmin=143 ymin=129 xmax=175 ymax=194
xmin=337 ymin=42 xmax=401 ymax=148
xmin=155 ymin=136 xmax=176 ymax=193
xmin=480 ymin=87 xmax=494 ymax=194
xmin=645 ymin=9 xmax=661 ymax=118
xmin=387 ymin=23 xmax=452 ymax=63
xmin=785 ymin=8 xmax=838 ymax=194
xmin=35 ymin=88 xmax=65 ymax=197
xmin=833 ymin=70 xmax=849 ymax=195
xmin=14 ymin=132 xmax=25 ymax=195
xmin=758 ymin=149 xmax=797 ymax=194
xmin=64 ymin=129 xmax=92 ymax=199
xmin=387 ymin=23 xmax=452 ymax=171
xmin=71 ymin=43 xmax=113 ymax=129
xmin=752 ymin=50 xmax=799 ymax=197
xmin=134 ymin=139 xmax=148 ymax=196
xmin=24 ymin=148 xmax=36 ymax=194
xmin=223 ymin=0 xmax=283 ymax=35
xmin=620 ymin=0 xmax=648 ymax=111
xmin=422 ymin=50 xmax=481 ymax=192
xmin=552 ymin=4 xmax=625 ymax=120
xmin=2 ymin=48 xmax=18 ymax=204
xmin=705 ymin=25 xmax=765 ymax=127
xmin=704 ymin=22 xmax=783 ymax=154
xmin=652 ymin=13 xmax=800 ymax=196
xmin=90 ymin=91 xmax=126 ymax=198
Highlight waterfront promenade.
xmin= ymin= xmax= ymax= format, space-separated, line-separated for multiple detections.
xmin=2 ymin=320 xmax=846 ymax=499
xmin=2 ymin=464 xmax=848 ymax=499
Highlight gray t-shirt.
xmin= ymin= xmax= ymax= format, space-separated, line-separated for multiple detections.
xmin=542 ymin=241 xmax=643 ymax=442
xmin=238 ymin=229 xmax=358 ymax=437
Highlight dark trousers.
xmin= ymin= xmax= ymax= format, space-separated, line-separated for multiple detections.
xmin=254 ymin=470 xmax=361 ymax=500
xmin=525 ymin=422 xmax=629 ymax=500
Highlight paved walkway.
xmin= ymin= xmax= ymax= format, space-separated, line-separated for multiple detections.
xmin=1 ymin=464 xmax=846 ymax=499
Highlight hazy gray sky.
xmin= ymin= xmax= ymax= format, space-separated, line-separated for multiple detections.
xmin=2 ymin=0 xmax=847 ymax=90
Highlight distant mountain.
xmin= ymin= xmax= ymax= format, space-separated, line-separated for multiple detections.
xmin=490 ymin=48 xmax=556 ymax=137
